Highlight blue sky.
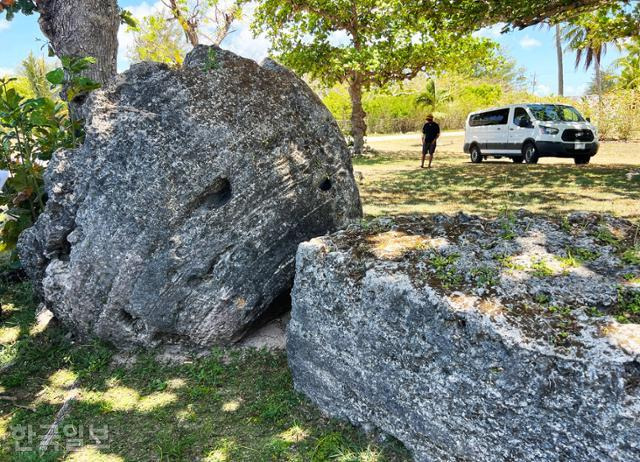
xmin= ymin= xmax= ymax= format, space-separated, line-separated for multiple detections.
xmin=0 ymin=1 xmax=624 ymax=97
xmin=474 ymin=24 xmax=622 ymax=96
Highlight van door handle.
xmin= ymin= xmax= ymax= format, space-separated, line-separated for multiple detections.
xmin=510 ymin=128 xmax=515 ymax=131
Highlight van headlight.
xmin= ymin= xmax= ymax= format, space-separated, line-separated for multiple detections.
xmin=540 ymin=126 xmax=559 ymax=135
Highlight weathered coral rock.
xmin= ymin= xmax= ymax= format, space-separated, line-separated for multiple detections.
xmin=18 ymin=45 xmax=361 ymax=348
xmin=288 ymin=213 xmax=640 ymax=461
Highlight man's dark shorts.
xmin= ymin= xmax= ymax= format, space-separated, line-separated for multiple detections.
xmin=423 ymin=141 xmax=437 ymax=155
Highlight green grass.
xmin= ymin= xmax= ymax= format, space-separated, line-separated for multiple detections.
xmin=428 ymin=253 xmax=462 ymax=289
xmin=531 ymin=258 xmax=554 ymax=278
xmin=0 ymin=274 xmax=411 ymax=461
xmin=2 ymin=136 xmax=639 ymax=461
xmin=355 ymin=138 xmax=640 ymax=219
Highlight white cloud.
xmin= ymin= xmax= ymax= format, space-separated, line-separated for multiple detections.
xmin=328 ymin=30 xmax=350 ymax=47
xmin=520 ymin=35 xmax=542 ymax=49
xmin=0 ymin=67 xmax=15 ymax=77
xmin=221 ymin=25 xmax=271 ymax=62
xmin=0 ymin=21 xmax=10 ymax=32
xmin=534 ymin=83 xmax=552 ymax=97
xmin=564 ymin=83 xmax=589 ymax=96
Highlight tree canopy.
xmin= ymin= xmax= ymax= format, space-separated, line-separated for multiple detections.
xmin=251 ymin=0 xmax=500 ymax=153
xmin=417 ymin=0 xmax=621 ymax=30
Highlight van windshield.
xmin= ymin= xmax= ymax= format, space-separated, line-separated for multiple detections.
xmin=527 ymin=104 xmax=585 ymax=122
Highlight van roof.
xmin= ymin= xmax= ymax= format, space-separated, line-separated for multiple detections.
xmin=468 ymin=103 xmax=576 ymax=116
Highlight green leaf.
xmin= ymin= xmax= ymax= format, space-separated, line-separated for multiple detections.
xmin=72 ymin=77 xmax=101 ymax=92
xmin=120 ymin=9 xmax=139 ymax=29
xmin=46 ymin=68 xmax=65 ymax=85
xmin=67 ymin=57 xmax=96 ymax=74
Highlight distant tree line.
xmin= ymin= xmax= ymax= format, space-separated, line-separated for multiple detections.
xmin=2 ymin=0 xmax=640 ymax=151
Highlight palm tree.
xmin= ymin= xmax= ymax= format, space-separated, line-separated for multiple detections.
xmin=19 ymin=53 xmax=55 ymax=100
xmin=616 ymin=39 xmax=640 ymax=89
xmin=415 ymin=78 xmax=452 ymax=113
xmin=562 ymin=22 xmax=611 ymax=99
xmin=555 ymin=24 xmax=564 ymax=96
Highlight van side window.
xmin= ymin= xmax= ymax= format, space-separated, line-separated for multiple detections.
xmin=486 ymin=109 xmax=509 ymax=125
xmin=469 ymin=114 xmax=484 ymax=127
xmin=470 ymin=109 xmax=509 ymax=127
xmin=513 ymin=107 xmax=531 ymax=127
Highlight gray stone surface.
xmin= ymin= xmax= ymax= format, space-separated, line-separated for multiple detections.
xmin=18 ymin=45 xmax=361 ymax=349
xmin=288 ymin=213 xmax=640 ymax=462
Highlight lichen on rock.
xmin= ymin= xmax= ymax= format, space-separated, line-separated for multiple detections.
xmin=18 ymin=45 xmax=362 ymax=349
xmin=288 ymin=212 xmax=640 ymax=461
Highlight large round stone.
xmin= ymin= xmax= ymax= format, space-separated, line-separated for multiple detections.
xmin=18 ymin=46 xmax=362 ymax=348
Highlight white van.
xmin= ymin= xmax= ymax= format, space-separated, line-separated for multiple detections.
xmin=463 ymin=104 xmax=599 ymax=164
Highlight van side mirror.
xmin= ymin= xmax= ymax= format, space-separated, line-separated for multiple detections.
xmin=518 ymin=118 xmax=531 ymax=128
xmin=586 ymin=117 xmax=591 ymax=123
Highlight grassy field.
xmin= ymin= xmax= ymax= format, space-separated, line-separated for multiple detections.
xmin=1 ymin=134 xmax=638 ymax=461
xmin=0 ymin=273 xmax=411 ymax=462
xmin=357 ymin=133 xmax=640 ymax=219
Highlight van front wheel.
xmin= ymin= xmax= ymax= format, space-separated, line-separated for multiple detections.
xmin=524 ymin=143 xmax=539 ymax=164
xmin=470 ymin=145 xmax=483 ymax=163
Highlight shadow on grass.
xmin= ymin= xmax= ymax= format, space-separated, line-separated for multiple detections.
xmin=0 ymin=273 xmax=411 ymax=462
xmin=357 ymin=155 xmax=640 ymax=219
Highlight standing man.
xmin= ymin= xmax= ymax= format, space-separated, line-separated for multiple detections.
xmin=421 ymin=114 xmax=441 ymax=169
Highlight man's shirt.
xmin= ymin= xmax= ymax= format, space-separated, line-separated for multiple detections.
xmin=422 ymin=122 xmax=440 ymax=143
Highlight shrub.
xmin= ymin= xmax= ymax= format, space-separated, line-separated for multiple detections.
xmin=364 ymin=93 xmax=423 ymax=134
xmin=0 ymin=80 xmax=74 ymax=253
xmin=321 ymin=79 xmax=640 ymax=138
xmin=0 ymin=57 xmax=99 ymax=257
xmin=586 ymin=91 xmax=640 ymax=141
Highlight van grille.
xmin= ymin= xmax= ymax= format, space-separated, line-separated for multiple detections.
xmin=562 ymin=129 xmax=595 ymax=142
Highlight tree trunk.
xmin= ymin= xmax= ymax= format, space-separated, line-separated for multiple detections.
xmin=555 ymin=24 xmax=564 ymax=96
xmin=38 ymin=0 xmax=120 ymax=87
xmin=594 ymin=54 xmax=603 ymax=103
xmin=168 ymin=0 xmax=199 ymax=47
xmin=348 ymin=75 xmax=367 ymax=156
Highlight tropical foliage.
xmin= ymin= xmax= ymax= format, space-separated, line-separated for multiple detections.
xmin=19 ymin=53 xmax=55 ymax=100
xmin=0 ymin=57 xmax=99 ymax=256
xmin=616 ymin=38 xmax=640 ymax=90
xmin=422 ymin=0 xmax=633 ymax=33
xmin=415 ymin=79 xmax=453 ymax=114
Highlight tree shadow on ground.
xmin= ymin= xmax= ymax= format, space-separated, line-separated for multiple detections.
xmin=0 ymin=274 xmax=411 ymax=462
xmin=356 ymin=151 xmax=640 ymax=220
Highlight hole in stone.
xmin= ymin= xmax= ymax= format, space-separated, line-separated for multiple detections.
xmin=193 ymin=177 xmax=232 ymax=210
xmin=120 ymin=309 xmax=135 ymax=324
xmin=72 ymin=94 xmax=88 ymax=106
xmin=625 ymin=361 xmax=640 ymax=393
xmin=234 ymin=286 xmax=292 ymax=343
xmin=319 ymin=178 xmax=332 ymax=191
